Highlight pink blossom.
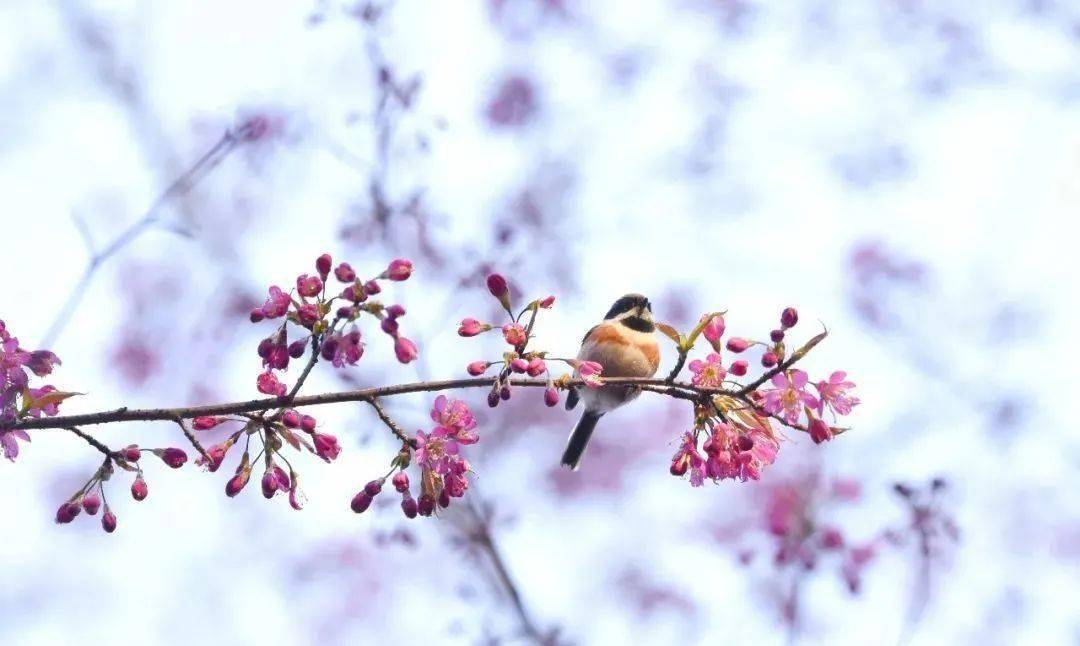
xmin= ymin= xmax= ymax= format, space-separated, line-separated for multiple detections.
xmin=312 ymin=432 xmax=341 ymax=462
xmin=25 ymin=386 xmax=61 ymax=418
xmin=334 ymin=262 xmax=356 ymax=282
xmin=295 ymin=274 xmax=323 ymax=298
xmin=509 ymin=358 xmax=529 ymax=373
xmin=526 ymin=358 xmax=547 ymax=377
xmin=501 ymin=323 xmax=527 ymax=347
xmin=394 ymin=336 xmax=418 ymax=363
xmin=700 ymin=422 xmax=779 ymax=483
xmin=195 ymin=440 xmax=233 ymax=472
xmin=689 ymin=353 xmax=726 ymax=388
xmin=260 ymin=286 xmax=291 ymax=319
xmin=808 ymin=418 xmax=834 ymax=444
xmin=257 ymin=371 xmax=287 ymax=397
xmin=576 ymin=360 xmax=604 ymax=388
xmin=385 ymin=258 xmax=413 ymax=281
xmin=814 ymin=371 xmax=860 ymax=418
xmin=702 ymin=315 xmax=725 ymax=349
xmin=763 ymin=370 xmax=818 ymax=425
xmin=430 ymin=395 xmax=478 ymax=444
xmin=1 ymin=429 xmax=30 ymax=461
xmin=296 ymin=303 xmax=320 ymax=328
xmin=326 ymin=328 xmax=364 ymax=368
xmin=458 ymin=318 xmax=487 ymax=337
xmin=670 ymin=432 xmax=706 ymax=486
xmin=24 ymin=350 xmax=60 ymax=377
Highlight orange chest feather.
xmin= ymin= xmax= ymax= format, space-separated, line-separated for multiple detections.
xmin=580 ymin=324 xmax=660 ymax=376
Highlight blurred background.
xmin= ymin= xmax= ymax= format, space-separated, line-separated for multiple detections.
xmin=0 ymin=1 xmax=1077 ymax=644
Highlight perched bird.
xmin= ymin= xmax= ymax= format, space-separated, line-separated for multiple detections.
xmin=562 ymin=293 xmax=660 ymax=469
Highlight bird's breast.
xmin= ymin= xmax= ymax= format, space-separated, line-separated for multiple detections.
xmin=578 ymin=323 xmax=660 ymax=378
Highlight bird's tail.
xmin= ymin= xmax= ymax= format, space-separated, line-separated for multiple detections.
xmin=561 ymin=411 xmax=603 ymax=470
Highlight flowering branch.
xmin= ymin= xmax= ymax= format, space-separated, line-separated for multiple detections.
xmin=1 ymin=255 xmax=859 ymax=532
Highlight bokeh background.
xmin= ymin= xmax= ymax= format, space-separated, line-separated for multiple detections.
xmin=1 ymin=1 xmax=1078 ymax=644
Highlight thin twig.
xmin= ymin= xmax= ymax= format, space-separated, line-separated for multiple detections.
xmin=171 ymin=417 xmax=209 ymax=460
xmin=64 ymin=426 xmax=113 ymax=457
xmin=363 ymin=397 xmax=414 ymax=447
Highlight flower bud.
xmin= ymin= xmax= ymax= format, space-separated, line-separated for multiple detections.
xmin=458 ymin=318 xmax=486 ymax=337
xmin=703 ymin=315 xmax=725 ymax=348
xmin=501 ymin=323 xmax=527 ymax=347
xmin=158 ymin=448 xmax=188 ymax=469
xmin=486 ymin=273 xmax=509 ymax=300
xmin=386 ymin=304 xmax=405 ymax=318
xmin=401 ymin=496 xmax=418 ymax=518
xmin=438 ymin=489 xmax=451 ymax=508
xmin=737 ymin=435 xmax=755 ymax=452
xmin=226 ymin=470 xmax=250 ymax=497
xmin=300 ymin=415 xmax=317 ymax=433
xmin=394 ymin=337 xmax=418 ymax=363
xmin=193 ymin=416 xmax=221 ymax=431
xmin=487 ymin=391 xmax=500 ymax=408
xmin=385 ymin=258 xmax=413 ymax=281
xmin=670 ymin=459 xmax=688 ymax=477
xmin=417 ymin=494 xmax=435 ymax=516
xmin=363 ymin=280 xmax=381 ymax=295
xmin=539 ymin=295 xmax=555 ymax=308
xmin=364 ymin=479 xmax=384 ymax=497
xmin=262 ymin=470 xmax=279 ymax=498
xmin=249 ymin=309 xmax=265 ymax=323
xmin=526 ymin=358 xmax=547 ymax=377
xmin=319 ymin=338 xmax=339 ymax=361
xmin=55 ymin=501 xmax=81 ymax=524
xmin=392 ymin=471 xmax=410 ymax=493
xmin=729 ymin=360 xmax=748 ymax=376
xmin=296 ymin=274 xmax=323 ymax=298
xmin=289 ymin=340 xmax=308 ymax=358
xmin=315 ymin=253 xmax=333 ymax=279
xmin=820 ymin=527 xmax=845 ymax=550
xmin=334 ymin=262 xmax=356 ymax=283
xmin=770 ymin=329 xmax=785 ymax=343
xmin=499 ymin=385 xmax=511 ymax=401
xmin=544 ymin=387 xmax=560 ymax=407
xmin=82 ymin=493 xmax=101 ymax=516
xmin=101 ymin=509 xmax=117 ymax=533
xmin=297 ymin=304 xmax=320 ymax=328
xmin=257 ymin=338 xmax=273 ymax=359
xmin=726 ymin=338 xmax=750 ymax=353
xmin=761 ymin=352 xmax=778 ymax=368
xmin=809 ymin=418 xmax=833 ymax=444
xmin=509 ymin=358 xmax=529 ymax=373
xmin=781 ymin=307 xmax=799 ymax=329
xmin=380 ymin=317 xmax=399 ymax=335
xmin=350 ymin=491 xmax=372 ymax=513
xmin=131 ymin=476 xmax=149 ymax=501
xmin=467 ymin=361 xmax=490 ymax=376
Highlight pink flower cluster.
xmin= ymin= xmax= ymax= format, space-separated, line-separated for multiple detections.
xmin=352 ymin=395 xmax=479 ymax=518
xmin=739 ymin=475 xmax=879 ymax=598
xmin=250 ymin=254 xmax=417 ymax=397
xmin=458 ymin=272 xmax=581 ymax=407
xmin=0 ymin=320 xmax=65 ymax=461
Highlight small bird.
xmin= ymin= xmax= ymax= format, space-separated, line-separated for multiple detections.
xmin=562 ymin=293 xmax=660 ymax=469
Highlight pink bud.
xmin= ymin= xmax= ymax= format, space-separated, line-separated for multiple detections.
xmin=510 ymin=358 xmax=529 ymax=373
xmin=380 ymin=317 xmax=399 ymax=335
xmin=499 ymin=385 xmax=511 ymax=401
xmin=288 ymin=340 xmax=307 ymax=358
xmin=131 ymin=477 xmax=148 ymax=501
xmin=820 ymin=527 xmax=845 ymax=550
xmin=726 ymin=337 xmax=750 ymax=353
xmin=487 ymin=391 xmax=500 ymax=408
xmin=385 ymin=258 xmax=413 ymax=281
xmin=761 ymin=352 xmax=778 ymax=368
xmin=296 ymin=274 xmax=323 ymax=298
xmin=458 ymin=318 xmax=486 ymax=337
xmin=257 ymin=338 xmax=273 ymax=359
xmin=312 ymin=432 xmax=341 ymax=462
xmin=158 ymin=448 xmax=188 ymax=469
xmin=394 ymin=336 xmax=418 ymax=363
xmin=392 ymin=471 xmax=410 ymax=493
xmin=226 ymin=471 xmax=250 ymax=497
xmin=122 ymin=445 xmax=141 ymax=462
xmin=101 ymin=509 xmax=117 ymax=533
xmin=334 ymin=262 xmax=356 ymax=282
xmin=539 ymin=295 xmax=556 ymax=308
xmin=781 ymin=307 xmax=799 ymax=329
xmin=55 ymin=501 xmax=80 ymax=524
xmin=262 ymin=470 xmax=279 ymax=498
xmin=401 ymin=496 xmax=418 ymax=518
xmin=544 ymin=387 xmax=560 ymax=407
xmin=350 ymin=491 xmax=372 ymax=513
xmin=296 ymin=304 xmax=320 ymax=328
xmin=82 ymin=493 xmax=101 ymax=516
xmin=193 ymin=416 xmax=221 ymax=431
xmin=364 ymin=479 xmax=384 ymax=497
xmin=438 ymin=489 xmax=451 ymax=508
xmin=315 ymin=253 xmax=333 ymax=279
xmin=527 ymin=358 xmax=547 ymax=377
xmin=300 ymin=415 xmax=317 ymax=433
xmin=809 ymin=418 xmax=833 ymax=444
xmin=249 ymin=309 xmax=265 ymax=323
xmin=729 ymin=360 xmax=748 ymax=376
xmin=417 ymin=494 xmax=435 ymax=516
xmin=501 ymin=323 xmax=527 ymax=347
xmin=703 ymin=315 xmax=725 ymax=346
xmin=770 ymin=329 xmax=785 ymax=343
xmin=466 ymin=361 xmax=490 ymax=376
xmin=363 ymin=280 xmax=381 ymax=295
xmin=386 ymin=304 xmax=405 ymax=318
xmin=282 ymin=410 xmax=301 ymax=428
xmin=670 ymin=458 xmax=688 ymax=477
xmin=486 ymin=273 xmax=509 ymax=300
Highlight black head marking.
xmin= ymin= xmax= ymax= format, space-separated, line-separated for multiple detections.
xmin=604 ymin=293 xmax=651 ymax=320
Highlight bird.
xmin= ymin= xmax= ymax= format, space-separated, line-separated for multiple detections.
xmin=562 ymin=293 xmax=660 ymax=469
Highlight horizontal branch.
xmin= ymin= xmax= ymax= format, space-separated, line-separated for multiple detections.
xmin=6 ymin=377 xmax=721 ymax=432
